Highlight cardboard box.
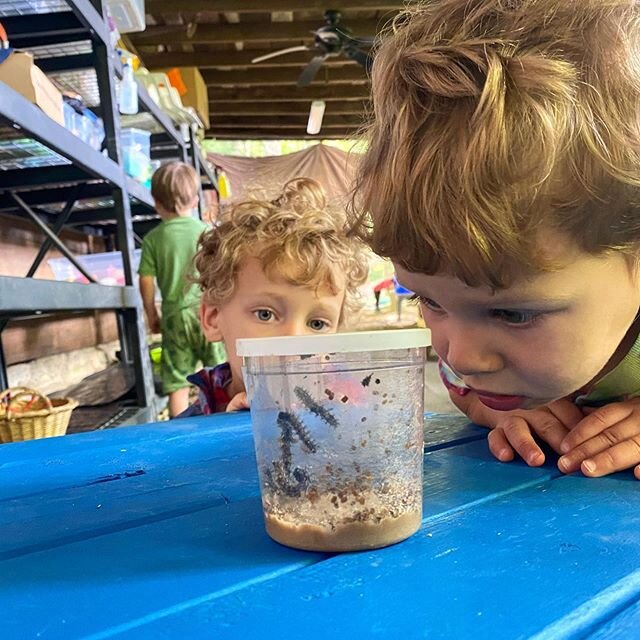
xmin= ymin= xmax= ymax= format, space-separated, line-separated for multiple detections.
xmin=0 ymin=51 xmax=64 ymax=126
xmin=157 ymin=66 xmax=209 ymax=129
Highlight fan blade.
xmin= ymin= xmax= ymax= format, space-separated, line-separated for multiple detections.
xmin=297 ymin=54 xmax=328 ymax=87
xmin=343 ymin=46 xmax=372 ymax=72
xmin=335 ymin=27 xmax=375 ymax=47
xmin=251 ymin=45 xmax=310 ymax=64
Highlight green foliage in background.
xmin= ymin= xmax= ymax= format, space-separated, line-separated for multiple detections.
xmin=202 ymin=138 xmax=367 ymax=157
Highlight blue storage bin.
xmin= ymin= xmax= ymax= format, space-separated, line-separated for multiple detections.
xmin=121 ymin=127 xmax=151 ymax=185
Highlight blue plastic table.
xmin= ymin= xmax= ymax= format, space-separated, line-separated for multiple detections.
xmin=1 ymin=412 xmax=639 ymax=639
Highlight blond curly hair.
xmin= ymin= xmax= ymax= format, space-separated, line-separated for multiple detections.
xmin=194 ymin=182 xmax=368 ymax=317
xmin=272 ymin=177 xmax=327 ymax=210
xmin=353 ymin=0 xmax=640 ymax=288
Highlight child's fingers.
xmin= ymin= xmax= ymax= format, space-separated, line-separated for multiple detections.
xmin=635 ymin=465 xmax=640 ymax=481
xmin=547 ymin=398 xmax=585 ymax=429
xmin=558 ymin=417 xmax=640 ymax=474
xmin=578 ymin=436 xmax=640 ymax=478
xmin=487 ymin=427 xmax=515 ymax=462
xmin=526 ymin=412 xmax=571 ymax=455
xmin=498 ymin=416 xmax=545 ymax=466
xmin=226 ymin=392 xmax=249 ymax=412
xmin=560 ymin=402 xmax=635 ymax=453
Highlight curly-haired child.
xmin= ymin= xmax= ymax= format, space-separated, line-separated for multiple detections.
xmin=353 ymin=0 xmax=640 ymax=479
xmin=181 ymin=178 xmax=368 ymax=415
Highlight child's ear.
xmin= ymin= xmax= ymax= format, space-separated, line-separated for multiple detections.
xmin=200 ymin=302 xmax=224 ymax=342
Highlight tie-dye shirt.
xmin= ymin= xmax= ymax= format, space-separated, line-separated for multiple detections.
xmin=178 ymin=363 xmax=233 ymax=417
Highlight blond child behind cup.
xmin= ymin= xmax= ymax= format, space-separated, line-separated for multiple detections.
xmin=180 ymin=178 xmax=368 ymax=416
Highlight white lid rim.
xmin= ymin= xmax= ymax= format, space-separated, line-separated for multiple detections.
xmin=236 ymin=329 xmax=431 ymax=357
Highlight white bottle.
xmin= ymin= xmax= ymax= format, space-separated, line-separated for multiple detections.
xmin=119 ymin=63 xmax=138 ymax=115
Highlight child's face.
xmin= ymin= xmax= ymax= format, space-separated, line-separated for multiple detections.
xmin=200 ymin=257 xmax=345 ymax=394
xmin=395 ymin=235 xmax=640 ymax=411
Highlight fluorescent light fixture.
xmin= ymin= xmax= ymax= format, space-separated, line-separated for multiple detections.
xmin=306 ymin=100 xmax=326 ymax=135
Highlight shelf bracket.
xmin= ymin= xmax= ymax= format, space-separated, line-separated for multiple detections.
xmin=25 ymin=186 xmax=85 ymax=278
xmin=9 ymin=192 xmax=97 ymax=284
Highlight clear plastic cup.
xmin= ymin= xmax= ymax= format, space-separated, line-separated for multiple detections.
xmin=237 ymin=329 xmax=429 ymax=552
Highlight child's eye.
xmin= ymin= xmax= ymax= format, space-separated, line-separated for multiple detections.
xmin=254 ymin=309 xmax=275 ymax=322
xmin=308 ymin=318 xmax=330 ymax=331
xmin=416 ymin=296 xmax=443 ymax=312
xmin=491 ymin=309 xmax=542 ymax=326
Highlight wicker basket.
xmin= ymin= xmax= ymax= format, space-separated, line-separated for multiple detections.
xmin=0 ymin=387 xmax=78 ymax=444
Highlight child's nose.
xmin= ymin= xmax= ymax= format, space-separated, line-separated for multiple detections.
xmin=441 ymin=326 xmax=503 ymax=377
xmin=283 ymin=319 xmax=309 ymax=336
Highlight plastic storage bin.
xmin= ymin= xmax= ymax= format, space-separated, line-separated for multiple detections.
xmin=48 ymin=249 xmax=142 ymax=286
xmin=63 ymin=103 xmax=105 ymax=151
xmin=237 ymin=329 xmax=429 ymax=552
xmin=107 ymin=0 xmax=146 ymax=34
xmin=121 ymin=127 xmax=151 ymax=186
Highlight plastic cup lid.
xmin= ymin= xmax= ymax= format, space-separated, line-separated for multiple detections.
xmin=236 ymin=329 xmax=431 ymax=357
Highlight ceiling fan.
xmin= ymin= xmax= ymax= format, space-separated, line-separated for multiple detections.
xmin=251 ymin=9 xmax=374 ymax=87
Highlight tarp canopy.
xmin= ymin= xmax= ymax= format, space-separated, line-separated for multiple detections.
xmin=207 ymin=143 xmax=361 ymax=207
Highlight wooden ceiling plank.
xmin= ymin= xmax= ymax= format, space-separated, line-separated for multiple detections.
xmin=131 ymin=18 xmax=381 ymax=45
xmin=203 ymin=65 xmax=367 ymax=86
xmin=209 ymin=85 xmax=370 ymax=101
xmin=143 ymin=49 xmax=359 ymax=68
xmin=210 ymin=100 xmax=369 ymax=115
xmin=211 ymin=115 xmax=363 ymax=127
xmin=147 ymin=1 xmax=403 ymax=13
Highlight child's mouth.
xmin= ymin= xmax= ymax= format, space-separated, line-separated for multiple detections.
xmin=473 ymin=390 xmax=527 ymax=411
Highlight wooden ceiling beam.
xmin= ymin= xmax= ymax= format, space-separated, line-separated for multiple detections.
xmin=209 ymin=85 xmax=370 ymax=101
xmin=130 ymin=18 xmax=382 ymax=45
xmin=210 ymin=101 xmax=370 ymax=115
xmin=148 ymin=1 xmax=403 ymax=13
xmin=211 ymin=115 xmax=364 ymax=128
xmin=203 ymin=66 xmax=367 ymax=86
xmin=142 ymin=49 xmax=359 ymax=69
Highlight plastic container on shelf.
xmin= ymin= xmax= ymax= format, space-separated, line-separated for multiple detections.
xmin=77 ymin=112 xmax=93 ymax=146
xmin=121 ymin=127 xmax=151 ymax=185
xmin=237 ymin=329 xmax=429 ymax=552
xmin=62 ymin=102 xmax=74 ymax=128
xmin=62 ymin=102 xmax=80 ymax=135
xmin=119 ymin=62 xmax=139 ymax=115
xmin=83 ymin=109 xmax=105 ymax=150
xmin=62 ymin=100 xmax=105 ymax=151
xmin=107 ymin=0 xmax=146 ymax=34
xmin=135 ymin=71 xmax=196 ymax=126
xmin=48 ymin=249 xmax=142 ymax=286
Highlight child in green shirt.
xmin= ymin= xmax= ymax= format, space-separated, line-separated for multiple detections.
xmin=138 ymin=161 xmax=225 ymax=416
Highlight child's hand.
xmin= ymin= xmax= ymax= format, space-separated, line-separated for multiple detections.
xmin=558 ymin=398 xmax=640 ymax=479
xmin=452 ymin=391 xmax=583 ymax=466
xmin=488 ymin=398 xmax=584 ymax=466
xmin=226 ymin=392 xmax=249 ymax=412
xmin=149 ymin=314 xmax=161 ymax=334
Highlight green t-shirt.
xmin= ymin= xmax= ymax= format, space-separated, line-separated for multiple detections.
xmin=576 ymin=329 xmax=640 ymax=405
xmin=138 ymin=216 xmax=208 ymax=312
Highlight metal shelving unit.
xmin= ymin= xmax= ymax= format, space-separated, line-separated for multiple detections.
xmin=0 ymin=0 xmax=214 ymax=423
